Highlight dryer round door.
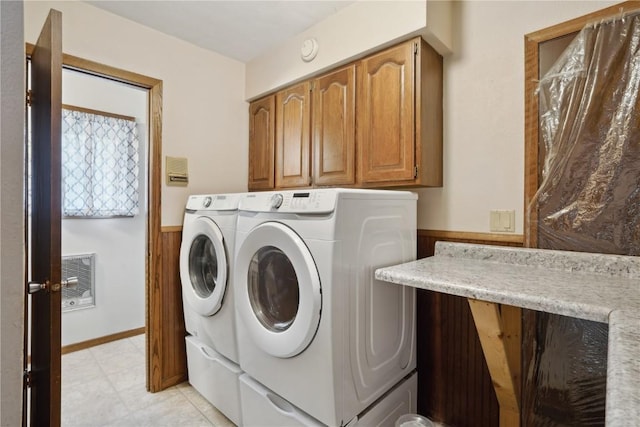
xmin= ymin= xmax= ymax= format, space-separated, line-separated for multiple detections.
xmin=235 ymin=222 xmax=321 ymax=358
xmin=180 ymin=216 xmax=228 ymax=316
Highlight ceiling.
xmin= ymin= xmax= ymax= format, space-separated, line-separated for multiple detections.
xmin=86 ymin=1 xmax=356 ymax=63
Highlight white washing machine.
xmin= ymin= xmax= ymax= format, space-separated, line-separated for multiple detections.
xmin=233 ymin=189 xmax=417 ymax=426
xmin=180 ymin=193 xmax=245 ymax=425
xmin=180 ymin=193 xmax=243 ymax=363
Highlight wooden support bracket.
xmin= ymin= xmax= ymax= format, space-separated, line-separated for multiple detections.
xmin=468 ymin=299 xmax=522 ymax=427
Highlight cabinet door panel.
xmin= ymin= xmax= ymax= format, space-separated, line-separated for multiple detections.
xmin=313 ymin=65 xmax=356 ymax=186
xmin=358 ymin=42 xmax=415 ymax=183
xmin=248 ymin=96 xmax=275 ymax=190
xmin=276 ymin=82 xmax=311 ymax=188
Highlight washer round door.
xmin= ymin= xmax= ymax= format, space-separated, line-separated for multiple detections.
xmin=180 ymin=216 xmax=228 ymax=316
xmin=235 ymin=222 xmax=321 ymax=358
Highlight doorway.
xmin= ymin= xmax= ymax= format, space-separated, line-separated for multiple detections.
xmin=59 ymin=68 xmax=148 ymax=350
xmin=25 ymin=64 xmax=151 ymax=424
xmin=25 ymin=42 xmax=168 ymax=408
xmin=57 ymin=69 xmax=149 ymax=425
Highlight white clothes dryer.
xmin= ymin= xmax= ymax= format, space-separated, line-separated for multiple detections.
xmin=180 ymin=193 xmax=244 ymax=363
xmin=233 ymin=189 xmax=417 ymax=426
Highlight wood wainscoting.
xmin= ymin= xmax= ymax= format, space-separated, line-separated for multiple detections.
xmin=417 ymin=230 xmax=524 ymax=427
xmin=151 ymin=226 xmax=188 ymax=390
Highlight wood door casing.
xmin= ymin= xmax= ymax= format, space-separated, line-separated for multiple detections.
xmin=312 ymin=65 xmax=356 ymax=186
xmin=28 ymin=8 xmax=63 ymax=425
xmin=248 ymin=95 xmax=275 ymax=190
xmin=357 ymin=40 xmax=415 ymax=184
xmin=276 ymin=81 xmax=311 ymax=188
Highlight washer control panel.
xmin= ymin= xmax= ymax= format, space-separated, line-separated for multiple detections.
xmin=185 ymin=194 xmax=243 ymax=211
xmin=240 ymin=190 xmax=337 ymax=214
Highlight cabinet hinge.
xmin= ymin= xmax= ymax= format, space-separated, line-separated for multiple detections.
xmin=414 ymin=166 xmax=419 ymax=178
xmin=414 ymin=42 xmax=418 ymax=55
xmin=23 ymin=370 xmax=32 ymax=388
xmin=26 ymin=90 xmax=33 ymax=107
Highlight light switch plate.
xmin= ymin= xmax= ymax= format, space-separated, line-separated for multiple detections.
xmin=490 ymin=210 xmax=515 ymax=232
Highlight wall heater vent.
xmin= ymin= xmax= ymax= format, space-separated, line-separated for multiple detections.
xmin=62 ymin=253 xmax=95 ymax=312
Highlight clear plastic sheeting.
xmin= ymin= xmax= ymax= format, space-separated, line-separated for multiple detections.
xmin=531 ymin=12 xmax=640 ymax=255
xmin=524 ymin=11 xmax=639 ymax=427
xmin=523 ymin=311 xmax=608 ymax=426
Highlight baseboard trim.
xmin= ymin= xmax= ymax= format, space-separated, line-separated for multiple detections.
xmin=418 ymin=229 xmax=525 ymax=245
xmin=61 ymin=327 xmax=145 ymax=355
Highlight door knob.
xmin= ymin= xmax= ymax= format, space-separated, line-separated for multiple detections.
xmin=28 ymin=276 xmax=78 ymax=294
xmin=61 ymin=276 xmax=79 ymax=289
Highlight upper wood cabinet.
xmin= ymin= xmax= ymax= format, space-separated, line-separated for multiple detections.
xmin=274 ymin=69 xmax=356 ymax=189
xmin=312 ymin=65 xmax=356 ymax=186
xmin=275 ymin=81 xmax=311 ymax=188
xmin=248 ymin=95 xmax=275 ymax=191
xmin=247 ymin=37 xmax=443 ymax=191
xmin=357 ymin=37 xmax=443 ymax=187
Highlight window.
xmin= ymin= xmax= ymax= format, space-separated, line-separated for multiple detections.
xmin=61 ymin=106 xmax=139 ymax=217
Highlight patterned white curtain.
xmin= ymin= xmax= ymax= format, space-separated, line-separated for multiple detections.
xmin=62 ymin=108 xmax=139 ymax=217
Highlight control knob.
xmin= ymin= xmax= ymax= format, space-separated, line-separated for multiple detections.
xmin=270 ymin=193 xmax=284 ymax=209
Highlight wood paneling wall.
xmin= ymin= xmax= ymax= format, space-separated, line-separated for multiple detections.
xmin=417 ymin=230 xmax=524 ymax=427
xmin=150 ymin=228 xmax=187 ymax=390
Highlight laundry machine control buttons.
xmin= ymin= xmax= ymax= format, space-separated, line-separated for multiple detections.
xmin=203 ymin=196 xmax=213 ymax=208
xmin=240 ymin=190 xmax=337 ymax=214
xmin=270 ymin=193 xmax=284 ymax=209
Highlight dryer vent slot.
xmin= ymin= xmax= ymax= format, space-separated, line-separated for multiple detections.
xmin=61 ymin=253 xmax=96 ymax=312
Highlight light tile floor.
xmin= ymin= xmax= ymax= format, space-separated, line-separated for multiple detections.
xmin=62 ymin=334 xmax=235 ymax=427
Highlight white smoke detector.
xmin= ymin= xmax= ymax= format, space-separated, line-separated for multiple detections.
xmin=301 ymin=38 xmax=319 ymax=62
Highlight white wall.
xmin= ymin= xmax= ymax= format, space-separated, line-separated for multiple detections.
xmin=24 ymin=1 xmax=619 ymax=233
xmin=24 ymin=0 xmax=248 ymax=227
xmin=414 ymin=0 xmax=618 ymax=234
xmin=246 ymin=0 xmax=618 ymax=234
xmin=60 ymin=69 xmax=147 ymax=346
xmin=246 ymin=0 xmax=453 ymax=99
xmin=0 ymin=1 xmax=25 ymax=426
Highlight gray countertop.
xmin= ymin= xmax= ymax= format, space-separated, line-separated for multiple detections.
xmin=375 ymin=242 xmax=639 ymax=426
